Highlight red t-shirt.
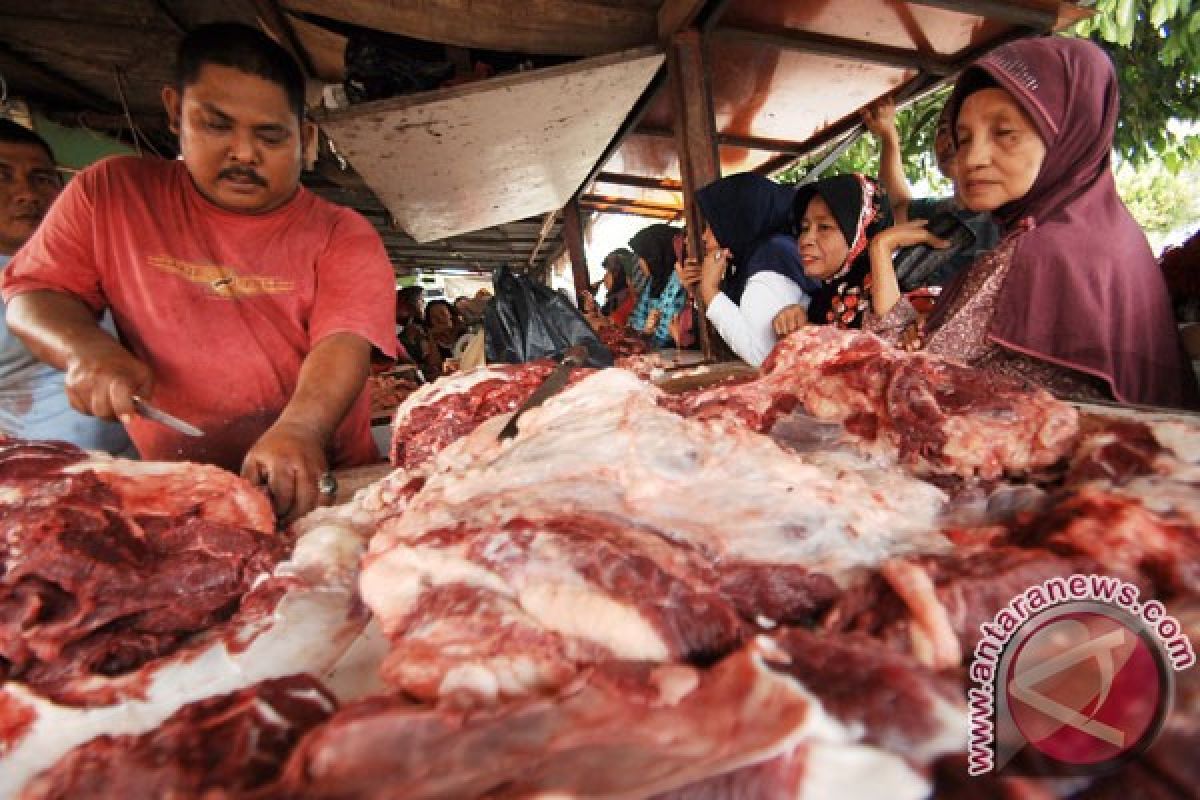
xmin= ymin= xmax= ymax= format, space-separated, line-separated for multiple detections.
xmin=2 ymin=156 xmax=396 ymax=470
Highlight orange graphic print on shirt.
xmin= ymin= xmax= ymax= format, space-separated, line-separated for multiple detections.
xmin=148 ymin=255 xmax=295 ymax=299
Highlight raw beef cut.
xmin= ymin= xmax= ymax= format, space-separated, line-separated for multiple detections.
xmin=0 ymin=441 xmax=281 ymax=701
xmin=824 ymin=542 xmax=1087 ymax=670
xmin=826 ymin=483 xmax=1200 ymax=670
xmin=363 ymin=369 xmax=947 ymax=703
xmin=275 ymin=640 xmax=930 ymax=800
xmin=388 ymin=362 xmax=590 ymax=470
xmin=1008 ymin=487 xmax=1200 ymax=599
xmin=674 ymin=327 xmax=1080 ymax=479
xmin=597 ymin=322 xmax=650 ymax=358
xmin=760 ymin=628 xmax=965 ymax=764
xmin=0 ymin=448 xmax=375 ymax=797
xmin=19 ymin=675 xmax=335 ymax=799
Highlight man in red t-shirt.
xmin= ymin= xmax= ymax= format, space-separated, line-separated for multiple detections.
xmin=2 ymin=23 xmax=396 ymax=523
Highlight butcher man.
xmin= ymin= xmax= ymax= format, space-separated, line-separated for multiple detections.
xmin=1 ymin=22 xmax=396 ymax=523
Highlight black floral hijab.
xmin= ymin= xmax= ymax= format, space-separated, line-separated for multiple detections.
xmin=793 ymin=173 xmax=892 ymax=329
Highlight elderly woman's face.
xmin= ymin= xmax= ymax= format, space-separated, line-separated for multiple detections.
xmin=955 ymin=88 xmax=1046 ymax=213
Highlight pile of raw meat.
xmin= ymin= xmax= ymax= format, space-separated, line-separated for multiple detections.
xmin=8 ymin=327 xmax=1200 ymax=798
xmin=0 ymin=440 xmax=374 ymax=795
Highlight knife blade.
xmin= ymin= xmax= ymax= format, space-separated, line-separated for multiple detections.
xmin=131 ymin=396 xmax=205 ymax=437
xmin=498 ymin=345 xmax=588 ymax=441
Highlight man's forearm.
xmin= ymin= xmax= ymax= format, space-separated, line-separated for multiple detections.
xmin=278 ymin=332 xmax=372 ymax=443
xmin=6 ymin=290 xmax=116 ymax=371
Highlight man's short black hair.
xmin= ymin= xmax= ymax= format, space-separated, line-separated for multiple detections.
xmin=175 ymin=22 xmax=306 ymax=120
xmin=0 ymin=118 xmax=55 ymax=162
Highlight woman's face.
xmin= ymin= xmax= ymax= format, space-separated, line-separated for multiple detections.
xmin=701 ymin=224 xmax=719 ymax=253
xmin=637 ymin=256 xmax=651 ymax=278
xmin=955 ymin=87 xmax=1046 ymax=213
xmin=796 ymin=196 xmax=849 ymax=281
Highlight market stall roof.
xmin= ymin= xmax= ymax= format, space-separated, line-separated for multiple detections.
xmin=0 ymin=0 xmax=1089 ymax=278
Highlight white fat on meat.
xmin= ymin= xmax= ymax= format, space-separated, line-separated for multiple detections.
xmin=0 ymin=505 xmax=372 ymax=797
xmin=374 ymin=369 xmax=947 ymax=575
xmin=389 ymin=365 xmax=517 ymax=431
xmin=880 ymin=559 xmax=964 ymax=671
xmin=362 ymin=369 xmax=947 ymax=704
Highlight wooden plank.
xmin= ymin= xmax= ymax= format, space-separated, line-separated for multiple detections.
xmin=0 ymin=40 xmax=116 ymax=112
xmin=562 ymin=197 xmax=591 ymax=305
xmin=577 ymin=202 xmax=679 ymax=221
xmin=580 ymin=194 xmax=681 ymax=214
xmin=907 ymin=0 xmax=1057 ymax=30
xmin=596 ymin=172 xmax=683 ymax=191
xmin=282 ymin=0 xmax=655 ymax=56
xmin=287 ymin=11 xmax=347 ymax=83
xmin=251 ymin=0 xmax=317 ymax=78
xmin=666 ymin=29 xmax=719 ymax=359
xmin=318 ymin=47 xmax=663 ymax=243
xmin=637 ymin=124 xmax=811 ymax=156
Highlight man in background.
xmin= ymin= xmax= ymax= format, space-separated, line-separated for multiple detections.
xmin=0 ymin=118 xmax=129 ymax=452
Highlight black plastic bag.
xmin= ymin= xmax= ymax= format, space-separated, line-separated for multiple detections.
xmin=893 ymin=211 xmax=978 ymax=291
xmin=484 ymin=267 xmax=613 ymax=367
xmin=344 ymin=34 xmax=455 ymax=103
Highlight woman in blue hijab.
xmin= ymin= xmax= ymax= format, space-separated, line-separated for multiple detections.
xmin=693 ymin=173 xmax=820 ymax=366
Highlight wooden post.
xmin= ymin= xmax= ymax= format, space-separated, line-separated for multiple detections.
xmin=666 ymin=29 xmax=720 ymax=360
xmin=562 ymin=197 xmax=591 ymax=307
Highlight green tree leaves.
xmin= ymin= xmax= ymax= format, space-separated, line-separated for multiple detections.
xmin=1072 ymin=0 xmax=1200 ymax=168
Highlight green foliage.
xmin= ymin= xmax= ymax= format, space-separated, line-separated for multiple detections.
xmin=1070 ymin=0 xmax=1200 ymax=169
xmin=1114 ymin=159 xmax=1200 ymax=232
xmin=776 ymin=88 xmax=953 ymax=192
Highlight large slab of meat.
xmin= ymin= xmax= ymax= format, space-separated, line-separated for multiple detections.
xmin=0 ymin=439 xmax=374 ymax=796
xmin=362 ymin=369 xmax=947 ymax=704
xmin=0 ymin=439 xmax=281 ymax=701
xmin=674 ymin=327 xmax=1080 ymax=479
xmin=388 ymin=362 xmax=590 ymax=470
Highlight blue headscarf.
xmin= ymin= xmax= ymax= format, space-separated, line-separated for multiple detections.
xmin=695 ymin=173 xmax=817 ymax=304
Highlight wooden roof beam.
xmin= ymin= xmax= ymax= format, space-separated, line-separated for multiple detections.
xmin=578 ymin=204 xmax=680 ymax=222
xmin=0 ymin=40 xmax=116 ymax=113
xmin=595 ymin=172 xmax=683 ymax=191
xmin=658 ymin=0 xmax=708 ymax=39
xmin=251 ymin=0 xmax=318 ymax=78
xmin=580 ymin=194 xmax=682 ymax=213
xmin=636 ymin=124 xmax=809 ymax=156
xmin=712 ymin=24 xmax=954 ymax=76
xmin=906 ymin=0 xmax=1057 ymax=30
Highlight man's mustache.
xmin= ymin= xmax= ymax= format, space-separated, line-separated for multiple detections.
xmin=217 ymin=167 xmax=267 ymax=186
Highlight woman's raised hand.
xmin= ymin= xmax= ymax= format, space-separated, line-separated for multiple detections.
xmin=871 ymin=219 xmax=950 ymax=256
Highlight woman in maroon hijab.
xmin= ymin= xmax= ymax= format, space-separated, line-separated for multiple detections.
xmin=864 ymin=36 xmax=1196 ymax=408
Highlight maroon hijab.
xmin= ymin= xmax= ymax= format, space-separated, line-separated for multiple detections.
xmin=934 ymin=37 xmax=1194 ymax=408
